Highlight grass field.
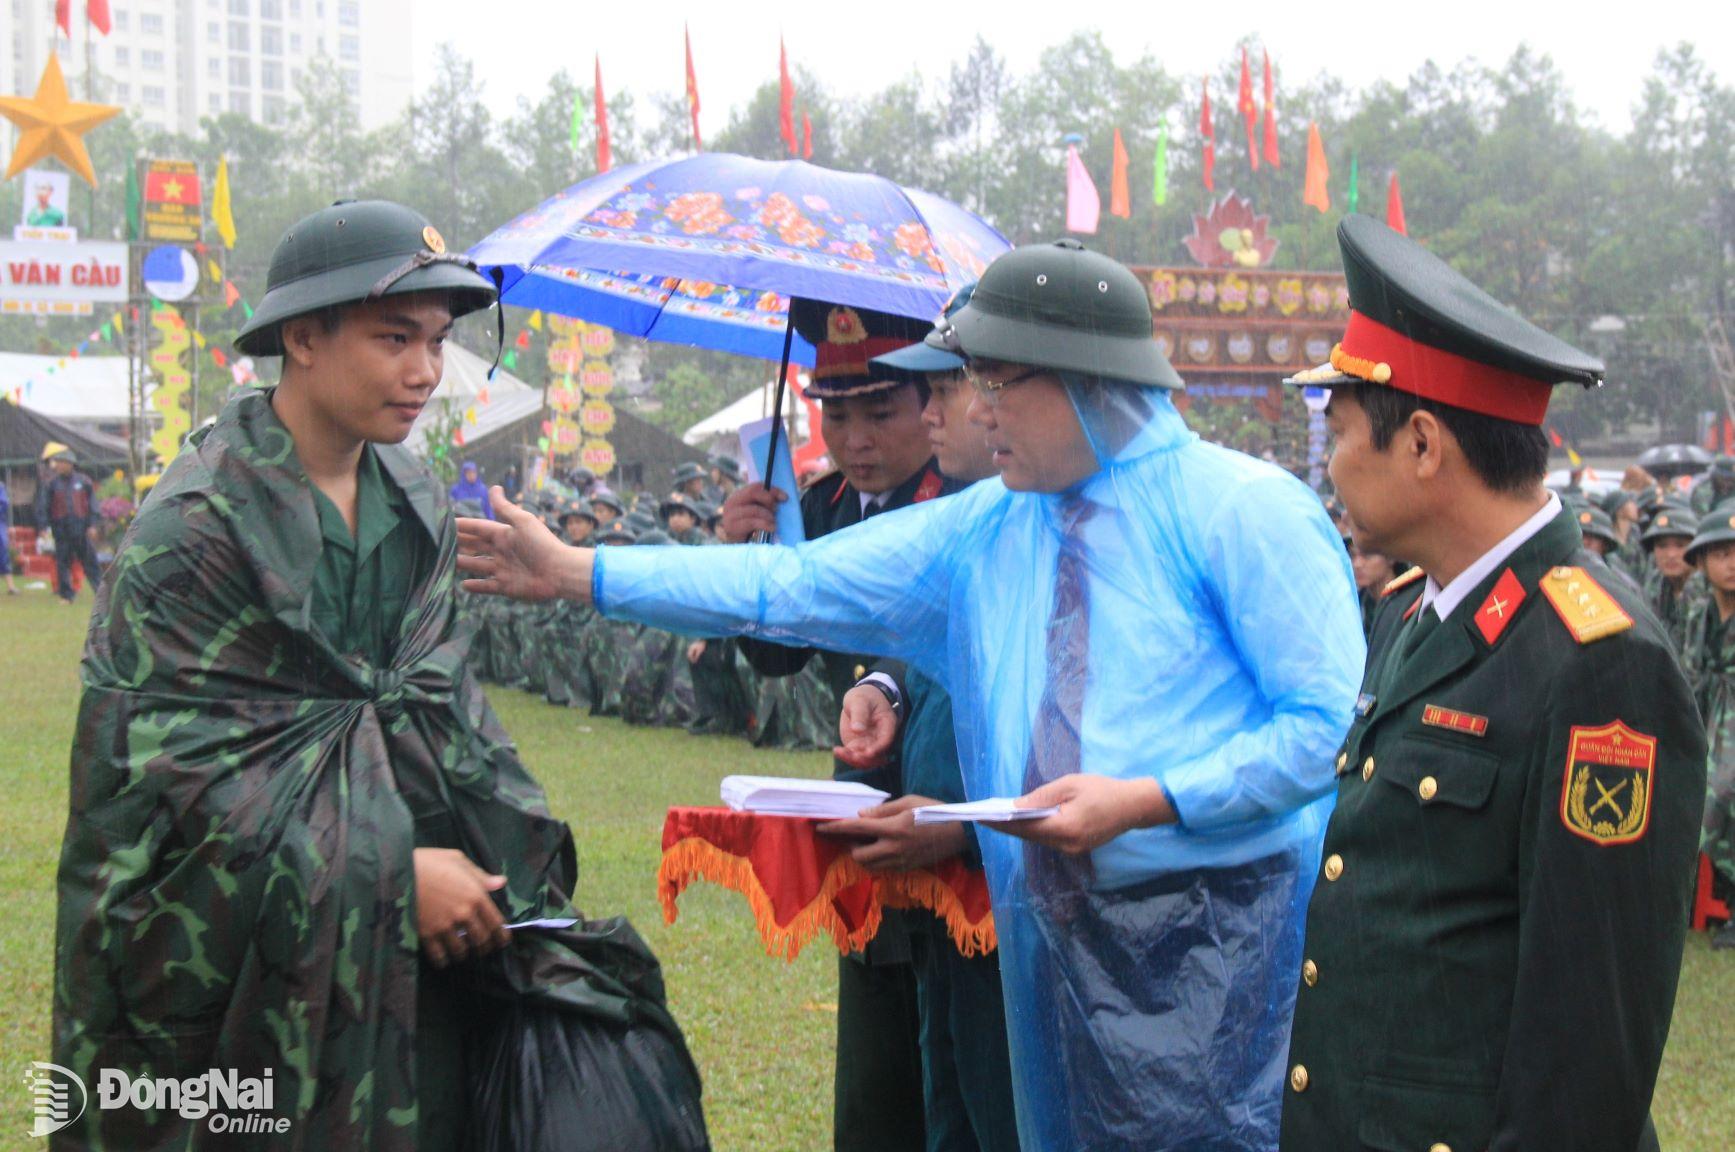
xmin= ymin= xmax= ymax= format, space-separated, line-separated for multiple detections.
xmin=1 ymin=587 xmax=1730 ymax=1149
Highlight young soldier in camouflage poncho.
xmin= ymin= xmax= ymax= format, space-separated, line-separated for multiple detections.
xmin=53 ymin=202 xmax=707 ymax=1150
xmin=1683 ymin=516 xmax=1735 ymax=949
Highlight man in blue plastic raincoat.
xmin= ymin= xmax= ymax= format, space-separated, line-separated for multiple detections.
xmin=458 ymin=240 xmax=1365 ymax=1151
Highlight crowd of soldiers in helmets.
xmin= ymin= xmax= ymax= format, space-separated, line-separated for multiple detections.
xmin=1325 ymin=453 xmax=1735 ymax=949
xmin=450 ymin=454 xmax=844 ymax=748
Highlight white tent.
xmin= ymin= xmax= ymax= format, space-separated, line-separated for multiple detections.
xmin=403 ymin=342 xmax=541 ymax=459
xmin=0 ymin=352 xmax=136 ymax=422
xmin=682 ymin=372 xmax=813 ymax=450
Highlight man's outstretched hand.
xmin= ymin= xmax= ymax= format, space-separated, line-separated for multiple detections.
xmin=456 ymin=485 xmax=588 ymax=603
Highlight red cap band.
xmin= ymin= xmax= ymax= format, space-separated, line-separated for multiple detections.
xmin=1341 ymin=311 xmax=1554 ymax=425
xmin=814 ymin=336 xmax=911 ymax=381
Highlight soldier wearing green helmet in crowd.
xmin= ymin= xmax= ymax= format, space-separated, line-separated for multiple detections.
xmin=1598 ymin=487 xmax=1645 ymax=575
xmin=708 ymin=454 xmax=744 ymax=503
xmin=1681 ymin=513 xmax=1735 ymax=950
xmin=1693 ymin=455 xmax=1735 ymax=515
xmin=1574 ymin=503 xmax=1641 ymax=591
xmin=1640 ymin=508 xmax=1705 ymax=655
xmin=671 ymin=460 xmax=710 ymax=502
xmin=52 ymin=200 xmax=708 ymax=1150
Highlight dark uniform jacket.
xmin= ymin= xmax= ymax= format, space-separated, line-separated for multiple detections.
xmin=738 ymin=458 xmax=952 ymax=785
xmin=1281 ymin=508 xmax=1705 ymax=1152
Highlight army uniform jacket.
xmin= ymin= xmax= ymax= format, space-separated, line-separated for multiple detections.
xmin=1281 ymin=509 xmax=1705 ymax=1152
xmin=738 ymin=459 xmax=953 ymax=762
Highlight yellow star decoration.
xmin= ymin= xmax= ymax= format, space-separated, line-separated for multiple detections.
xmin=0 ymin=55 xmax=121 ymax=186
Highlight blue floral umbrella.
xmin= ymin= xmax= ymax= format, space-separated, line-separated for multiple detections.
xmin=467 ymin=153 xmax=1010 ymax=364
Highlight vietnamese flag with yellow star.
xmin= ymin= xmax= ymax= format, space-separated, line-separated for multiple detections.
xmin=145 ymin=165 xmax=201 ymax=206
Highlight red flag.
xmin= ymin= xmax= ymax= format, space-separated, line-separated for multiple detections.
xmin=211 ymin=347 xmax=228 ymax=368
xmin=801 ymin=112 xmax=813 ymax=160
xmin=222 ymin=279 xmax=240 ymax=308
xmin=1200 ymin=81 xmax=1215 ymax=192
xmin=1386 ymin=171 xmax=1408 ymax=235
xmin=54 ymin=0 xmax=70 ymax=35
xmin=1261 ymin=51 xmax=1280 ymax=167
xmin=685 ymin=24 xmax=702 ymax=151
xmin=1109 ymin=129 xmax=1130 ymax=218
xmin=779 ymin=39 xmax=797 ymax=156
xmin=593 ymin=56 xmax=611 ymax=173
xmin=1238 ymin=47 xmax=1259 ymax=171
xmin=86 ymin=0 xmax=111 ymax=33
xmin=515 ymin=329 xmax=531 ymax=350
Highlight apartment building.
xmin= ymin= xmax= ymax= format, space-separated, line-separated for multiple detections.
xmin=3 ymin=0 xmax=414 ymax=137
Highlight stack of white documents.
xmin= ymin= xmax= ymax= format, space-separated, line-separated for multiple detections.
xmin=912 ymin=798 xmax=1060 ymax=824
xmin=720 ymin=775 xmax=889 ymax=820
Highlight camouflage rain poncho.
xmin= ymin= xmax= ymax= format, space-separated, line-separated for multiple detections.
xmin=53 ymin=389 xmax=705 ymax=1151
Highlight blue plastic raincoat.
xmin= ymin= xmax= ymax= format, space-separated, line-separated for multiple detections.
xmin=596 ymin=389 xmax=1363 ymax=1149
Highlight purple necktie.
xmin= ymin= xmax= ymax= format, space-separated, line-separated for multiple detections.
xmin=1023 ymin=496 xmax=1096 ymax=913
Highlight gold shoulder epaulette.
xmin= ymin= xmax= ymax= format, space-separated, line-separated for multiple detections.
xmin=1539 ymin=566 xmax=1633 ymax=644
xmin=1380 ymin=567 xmax=1426 ymax=598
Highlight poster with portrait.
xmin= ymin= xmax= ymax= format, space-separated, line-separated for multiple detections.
xmin=20 ymin=169 xmax=71 ymax=229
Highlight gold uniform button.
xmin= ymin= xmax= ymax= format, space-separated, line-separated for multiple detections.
xmin=1336 ymin=752 xmax=1348 ymax=774
xmin=1429 ymin=1145 xmax=1452 ymax=1152
xmin=1419 ymin=776 xmax=1438 ymax=801
xmin=1323 ymin=854 xmax=1343 ymax=882
xmin=1362 ymin=757 xmax=1376 ymax=782
xmin=1301 ymin=959 xmax=1318 ymax=987
xmin=1289 ymin=1064 xmax=1310 ymax=1093
xmin=853 ymin=664 xmax=867 ymax=681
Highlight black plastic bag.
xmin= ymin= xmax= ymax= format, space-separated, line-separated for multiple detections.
xmin=468 ymin=998 xmax=710 ymax=1152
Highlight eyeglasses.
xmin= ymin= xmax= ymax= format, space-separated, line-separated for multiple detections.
xmin=963 ymin=362 xmax=1045 ymax=404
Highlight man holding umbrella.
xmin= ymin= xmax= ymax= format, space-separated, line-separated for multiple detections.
xmin=719 ymin=295 xmax=951 ymax=1152
xmin=458 ymin=239 xmax=1363 ymax=1150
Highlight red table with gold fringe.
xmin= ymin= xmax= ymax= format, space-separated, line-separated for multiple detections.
xmin=657 ymin=806 xmax=996 ymax=960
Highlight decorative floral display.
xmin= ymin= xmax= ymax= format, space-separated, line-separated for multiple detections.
xmin=1182 ymin=192 xmax=1280 ymax=268
xmin=664 ymin=192 xmax=733 ymax=236
xmin=1218 ymin=273 xmax=1250 ymax=314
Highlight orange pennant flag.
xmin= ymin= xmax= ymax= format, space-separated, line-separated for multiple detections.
xmin=1109 ymin=129 xmax=1130 ymax=219
xmin=1302 ymin=122 xmax=1330 ymax=213
xmin=1386 ymin=171 xmax=1408 ymax=235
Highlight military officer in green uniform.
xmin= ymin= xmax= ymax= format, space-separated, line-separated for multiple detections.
xmin=1640 ymin=509 xmax=1703 ymax=655
xmin=1282 ymin=215 xmax=1705 ymax=1152
xmin=816 ymin=288 xmax=1021 ymax=1152
xmin=720 ymin=296 xmax=954 ymax=1152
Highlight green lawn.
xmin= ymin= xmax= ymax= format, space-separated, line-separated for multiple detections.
xmin=1 ymin=587 xmax=1730 ymax=1149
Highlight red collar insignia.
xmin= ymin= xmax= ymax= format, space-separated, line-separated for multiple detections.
xmin=913 ymin=469 xmax=944 ymax=504
xmin=1474 ymin=568 xmax=1526 ymax=646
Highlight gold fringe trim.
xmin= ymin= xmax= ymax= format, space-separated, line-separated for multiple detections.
xmin=1329 ymin=342 xmax=1392 ymax=384
xmin=879 ymin=870 xmax=999 ymax=958
xmin=657 ymin=838 xmax=1000 ymax=961
xmin=657 ymin=836 xmax=883 ymax=961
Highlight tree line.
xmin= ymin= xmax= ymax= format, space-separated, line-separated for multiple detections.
xmin=1 ymin=33 xmax=1729 ymax=448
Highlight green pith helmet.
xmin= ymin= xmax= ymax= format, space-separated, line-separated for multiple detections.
xmin=924 ymin=239 xmax=1182 ymax=389
xmin=596 ymin=520 xmax=637 ymax=545
xmin=672 ymin=461 xmax=708 ymax=486
xmin=1574 ymin=504 xmax=1622 ymax=549
xmin=710 ymin=455 xmax=743 ymax=482
xmin=1686 ymin=510 xmax=1735 ymax=564
xmin=1640 ymin=509 xmax=1698 ymax=551
xmin=235 ymin=200 xmax=500 ymax=358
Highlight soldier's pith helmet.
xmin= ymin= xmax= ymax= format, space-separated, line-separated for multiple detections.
xmin=925 ymin=239 xmax=1181 ymax=389
xmin=235 ymin=200 xmax=499 ymax=358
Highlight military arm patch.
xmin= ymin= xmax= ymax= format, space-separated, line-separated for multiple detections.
xmin=1539 ymin=566 xmax=1633 ymax=643
xmin=1560 ymin=721 xmax=1655 ymax=845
